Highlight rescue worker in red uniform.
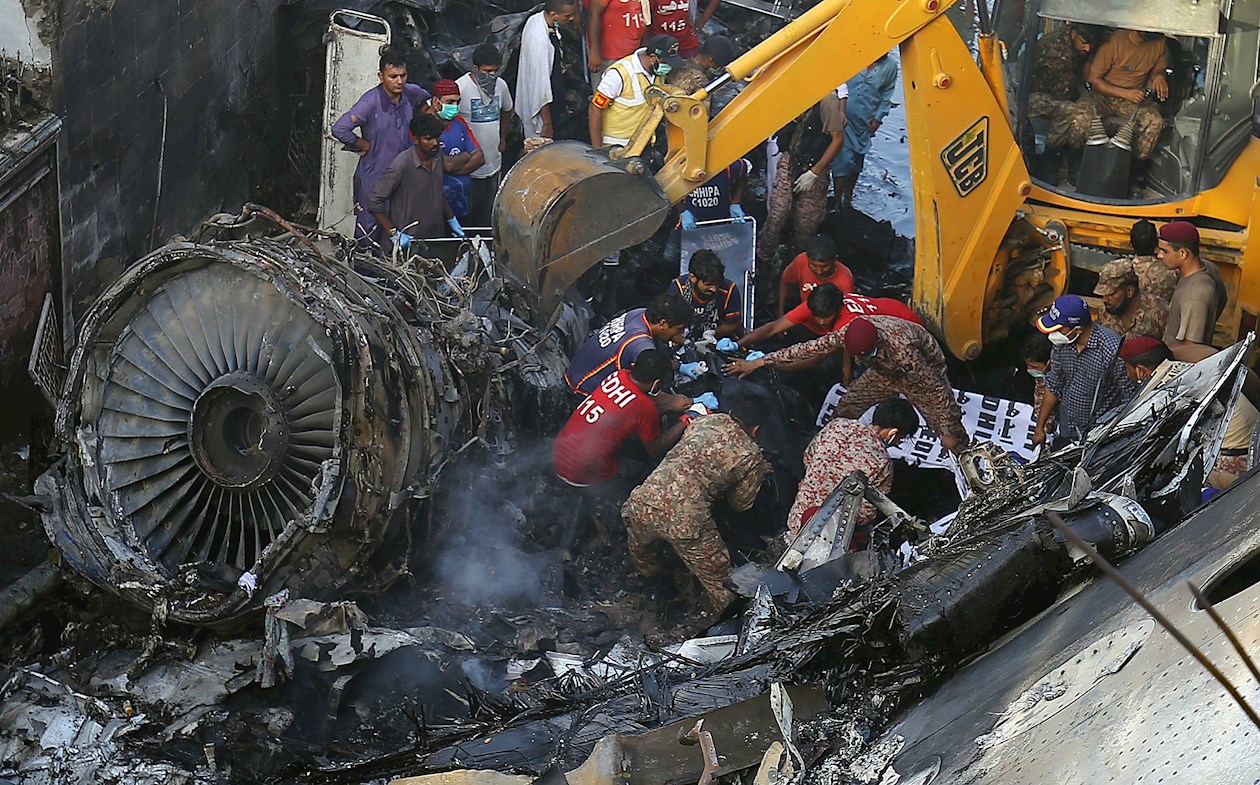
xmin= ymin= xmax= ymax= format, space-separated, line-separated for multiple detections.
xmin=553 ymin=349 xmax=685 ymax=489
xmin=644 ymin=0 xmax=719 ymax=59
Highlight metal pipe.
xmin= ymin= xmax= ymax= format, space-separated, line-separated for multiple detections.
xmin=1046 ymin=511 xmax=1260 ymax=729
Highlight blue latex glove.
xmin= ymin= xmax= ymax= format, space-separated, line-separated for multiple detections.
xmin=392 ymin=230 xmax=414 ymax=249
xmin=694 ymin=392 xmax=719 ymax=411
xmin=745 ymin=350 xmax=765 ymax=361
xmin=729 ymin=204 xmax=748 ymax=222
xmin=679 ymin=361 xmax=703 ymax=380
xmin=716 ymin=337 xmax=739 ymax=352
xmin=680 ymin=210 xmax=698 ymax=231
xmin=447 ymin=217 xmax=466 ymax=237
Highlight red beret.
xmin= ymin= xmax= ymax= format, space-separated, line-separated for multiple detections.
xmin=431 ymin=79 xmax=460 ymax=98
xmin=1158 ymin=221 xmax=1198 ymax=246
xmin=844 ymin=317 xmax=879 ymax=355
xmin=1119 ymin=335 xmax=1164 ymax=362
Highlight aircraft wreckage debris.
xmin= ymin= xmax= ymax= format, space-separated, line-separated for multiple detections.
xmin=35 ymin=205 xmax=571 ymax=627
xmin=14 ymin=202 xmax=1259 ymax=782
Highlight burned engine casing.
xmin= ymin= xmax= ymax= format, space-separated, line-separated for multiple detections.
xmin=37 ymin=234 xmax=467 ymax=625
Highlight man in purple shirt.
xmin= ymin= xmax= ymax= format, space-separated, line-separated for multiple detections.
xmin=331 ymin=48 xmax=431 ymax=247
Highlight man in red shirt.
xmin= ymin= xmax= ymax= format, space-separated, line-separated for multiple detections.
xmin=587 ymin=0 xmax=648 ymax=73
xmin=645 ymin=0 xmax=719 ymax=59
xmin=726 ymin=284 xmax=920 ymax=377
xmin=777 ymin=235 xmax=856 ymax=317
xmin=552 ymin=349 xmax=685 ymax=488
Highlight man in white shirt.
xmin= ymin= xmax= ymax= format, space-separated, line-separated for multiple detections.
xmin=456 ymin=43 xmax=516 ymax=227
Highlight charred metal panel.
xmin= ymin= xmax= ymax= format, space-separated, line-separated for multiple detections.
xmin=883 ymin=472 xmax=1260 ymax=783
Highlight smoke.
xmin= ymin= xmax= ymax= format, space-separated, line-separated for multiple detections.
xmin=430 ymin=440 xmax=563 ymax=609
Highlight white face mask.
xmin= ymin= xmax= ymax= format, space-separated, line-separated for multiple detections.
xmin=1047 ymin=329 xmax=1076 ymax=346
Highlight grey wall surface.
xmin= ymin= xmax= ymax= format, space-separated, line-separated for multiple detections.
xmin=52 ymin=0 xmax=288 ymax=334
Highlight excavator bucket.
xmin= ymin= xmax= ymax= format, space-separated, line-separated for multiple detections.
xmin=493 ymin=141 xmax=672 ymax=324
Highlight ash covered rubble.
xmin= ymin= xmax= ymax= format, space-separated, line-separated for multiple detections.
xmin=3 ymin=195 xmax=1253 ymax=783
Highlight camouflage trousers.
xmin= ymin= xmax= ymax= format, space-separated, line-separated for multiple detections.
xmin=835 ymin=367 xmax=969 ymax=449
xmin=1042 ymin=94 xmax=1165 ymax=160
xmin=621 ymin=496 xmax=735 ymax=612
xmin=756 ymin=150 xmax=829 ymax=267
xmin=1211 ymin=452 xmax=1251 ymax=489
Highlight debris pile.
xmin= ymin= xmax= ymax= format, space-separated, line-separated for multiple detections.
xmin=4 ymin=199 xmax=1248 ymax=781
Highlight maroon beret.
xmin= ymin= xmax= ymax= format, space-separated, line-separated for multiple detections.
xmin=844 ymin=317 xmax=879 ymax=355
xmin=1119 ymin=335 xmax=1164 ymax=362
xmin=1158 ymin=221 xmax=1199 ymax=246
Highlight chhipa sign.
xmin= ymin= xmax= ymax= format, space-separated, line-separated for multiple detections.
xmin=817 ymin=384 xmax=1039 ymax=471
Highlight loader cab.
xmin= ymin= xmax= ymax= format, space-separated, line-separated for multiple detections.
xmin=994 ymin=0 xmax=1260 ymax=203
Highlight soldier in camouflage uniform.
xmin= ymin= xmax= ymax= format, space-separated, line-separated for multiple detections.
xmin=1125 ymin=219 xmax=1178 ymax=304
xmin=1093 ymin=258 xmax=1168 ymax=340
xmin=1027 ymin=24 xmax=1100 ymax=129
xmin=621 ymin=399 xmax=770 ymax=611
xmin=751 ymin=315 xmax=969 ymax=454
xmin=1054 ymin=29 xmax=1170 ymax=160
xmin=787 ymin=398 xmax=918 ymax=536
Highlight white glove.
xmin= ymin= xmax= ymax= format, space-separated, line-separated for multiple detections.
xmin=793 ymin=169 xmax=821 ymax=193
xmin=687 ymin=402 xmax=710 ymax=417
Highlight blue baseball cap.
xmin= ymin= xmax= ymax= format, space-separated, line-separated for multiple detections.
xmin=1036 ymin=294 xmax=1090 ymax=333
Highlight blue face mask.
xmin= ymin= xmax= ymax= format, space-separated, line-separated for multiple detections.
xmin=1027 ymin=368 xmax=1045 ymax=379
xmin=438 ymin=103 xmax=459 ymax=120
xmin=654 ymin=62 xmax=672 ymax=77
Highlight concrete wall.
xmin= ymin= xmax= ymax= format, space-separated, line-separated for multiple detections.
xmin=52 ymin=0 xmax=287 ymax=333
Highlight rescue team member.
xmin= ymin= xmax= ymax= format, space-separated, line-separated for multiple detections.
xmin=1092 ymin=259 xmax=1167 ymax=340
xmin=645 ymin=0 xmax=718 ymax=59
xmin=1158 ymin=221 xmax=1226 ymax=349
xmin=736 ymin=284 xmax=920 ymax=351
xmin=367 ymin=114 xmax=464 ymax=247
xmin=564 ymin=293 xmax=692 ymax=413
xmin=665 ymin=154 xmax=751 ymax=265
xmin=621 ymin=396 xmax=770 ymax=612
xmin=787 ymin=397 xmax=918 ymax=538
xmin=589 ymin=35 xmax=682 ymax=146
xmin=1083 ymin=28 xmax=1169 ymax=160
xmin=668 ymin=250 xmax=743 ymax=339
xmin=1032 ymin=295 xmax=1134 ymax=447
xmin=755 ymin=84 xmax=847 ymax=269
xmin=1026 ymin=23 xmax=1103 ymax=176
xmin=1056 ymin=28 xmax=1169 ymax=161
xmin=552 ymin=349 xmax=686 ymax=488
xmin=429 ymin=80 xmax=483 ymax=224
xmin=1125 ymin=219 xmax=1177 ymax=304
xmin=777 ymin=234 xmax=855 ymax=317
xmin=587 ymin=0 xmax=648 ymax=74
xmin=693 ymin=35 xmax=740 ymax=115
xmin=1121 ymin=337 xmax=1258 ymax=490
xmin=331 ymin=49 xmax=431 ymax=247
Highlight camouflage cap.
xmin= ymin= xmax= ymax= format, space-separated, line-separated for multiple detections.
xmin=1093 ymin=259 xmax=1139 ymax=296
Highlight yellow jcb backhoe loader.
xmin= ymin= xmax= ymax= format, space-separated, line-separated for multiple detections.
xmin=494 ymin=0 xmax=1260 ymax=360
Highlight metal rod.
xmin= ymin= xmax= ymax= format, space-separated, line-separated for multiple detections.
xmin=1188 ymin=581 xmax=1260 ymax=686
xmin=1045 ymin=510 xmax=1260 ymax=728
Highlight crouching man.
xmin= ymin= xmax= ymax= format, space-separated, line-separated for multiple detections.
xmin=621 ymin=397 xmax=771 ymax=613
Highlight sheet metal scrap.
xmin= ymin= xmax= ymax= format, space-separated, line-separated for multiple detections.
xmin=35 ymin=205 xmax=571 ymax=626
